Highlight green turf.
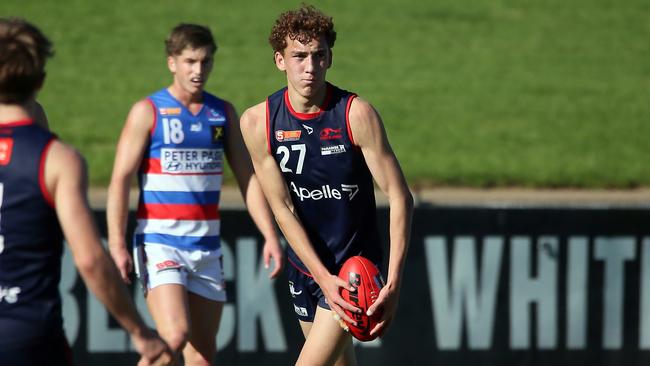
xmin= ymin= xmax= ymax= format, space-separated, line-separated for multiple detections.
xmin=2 ymin=0 xmax=649 ymax=187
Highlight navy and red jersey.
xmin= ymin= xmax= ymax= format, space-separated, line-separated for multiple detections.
xmin=0 ymin=120 xmax=65 ymax=349
xmin=267 ymin=83 xmax=382 ymax=274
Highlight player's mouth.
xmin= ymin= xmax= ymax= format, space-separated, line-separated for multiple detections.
xmin=190 ymin=77 xmax=204 ymax=87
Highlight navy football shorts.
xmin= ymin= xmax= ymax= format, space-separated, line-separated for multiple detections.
xmin=286 ymin=262 xmax=331 ymax=322
xmin=0 ymin=331 xmax=72 ymax=366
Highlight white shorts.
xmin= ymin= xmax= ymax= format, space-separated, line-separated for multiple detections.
xmin=134 ymin=243 xmax=226 ymax=302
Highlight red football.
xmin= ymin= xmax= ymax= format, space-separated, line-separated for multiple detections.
xmin=338 ymin=256 xmax=385 ymax=341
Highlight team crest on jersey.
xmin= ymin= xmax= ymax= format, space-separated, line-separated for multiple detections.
xmin=276 ymin=130 xmax=301 ymax=142
xmin=159 ymin=108 xmax=181 ymax=116
xmin=320 ymin=127 xmax=342 ymax=140
xmin=211 ymin=126 xmax=224 ymax=143
xmin=208 ymin=109 xmax=227 ymax=122
xmin=0 ymin=138 xmax=14 ymax=165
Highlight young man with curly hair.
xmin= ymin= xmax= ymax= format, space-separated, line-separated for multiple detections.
xmin=240 ymin=5 xmax=413 ymax=365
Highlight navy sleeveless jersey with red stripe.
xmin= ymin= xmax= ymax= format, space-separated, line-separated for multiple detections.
xmin=267 ymin=83 xmax=382 ymax=274
xmin=0 ymin=121 xmax=64 ymax=348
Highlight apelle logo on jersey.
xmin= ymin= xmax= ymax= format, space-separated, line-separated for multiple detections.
xmin=289 ymin=182 xmax=359 ymax=201
xmin=275 ymin=130 xmax=302 ymax=142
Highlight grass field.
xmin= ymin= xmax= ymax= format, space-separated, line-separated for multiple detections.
xmin=1 ymin=0 xmax=649 ymax=187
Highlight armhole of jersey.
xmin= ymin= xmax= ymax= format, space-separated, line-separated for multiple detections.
xmin=345 ymin=94 xmax=358 ymax=146
xmin=39 ymin=138 xmax=56 ymax=208
xmin=146 ymin=98 xmax=157 ymax=137
xmin=265 ymin=98 xmax=271 ymax=155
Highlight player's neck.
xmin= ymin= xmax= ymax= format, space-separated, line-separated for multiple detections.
xmin=0 ymin=103 xmax=31 ymax=124
xmin=167 ymin=84 xmax=203 ymax=108
xmin=286 ymin=83 xmax=328 ymax=114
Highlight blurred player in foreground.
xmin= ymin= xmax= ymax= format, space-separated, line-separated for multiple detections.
xmin=0 ymin=18 xmax=172 ymax=366
xmin=107 ymin=23 xmax=283 ymax=365
xmin=240 ymin=5 xmax=413 ymax=365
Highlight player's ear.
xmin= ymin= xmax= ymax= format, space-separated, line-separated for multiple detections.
xmin=274 ymin=51 xmax=286 ymax=71
xmin=167 ymin=55 xmax=176 ymax=73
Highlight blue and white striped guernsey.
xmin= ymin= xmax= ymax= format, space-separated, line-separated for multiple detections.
xmin=135 ymin=89 xmax=228 ymax=252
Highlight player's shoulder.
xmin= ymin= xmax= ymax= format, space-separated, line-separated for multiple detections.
xmin=49 ymin=139 xmax=83 ymax=162
xmin=130 ymin=98 xmax=155 ymax=115
xmin=348 ymin=95 xmax=377 ymax=120
xmin=46 ymin=139 xmax=86 ymax=174
xmin=124 ymin=98 xmax=156 ymax=131
xmin=347 ymin=95 xmax=386 ymax=147
xmin=239 ymin=101 xmax=268 ymax=148
xmin=240 ymin=101 xmax=267 ymax=129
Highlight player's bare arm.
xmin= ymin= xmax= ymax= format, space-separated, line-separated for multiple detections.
xmin=348 ymin=97 xmax=414 ymax=337
xmin=107 ymin=99 xmax=154 ymax=283
xmin=224 ymin=101 xmax=284 ymax=278
xmin=45 ymin=141 xmax=172 ymax=366
xmin=240 ymin=103 xmax=360 ymax=324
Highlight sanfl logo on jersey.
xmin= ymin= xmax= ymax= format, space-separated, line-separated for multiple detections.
xmin=276 ymin=130 xmax=302 ymax=142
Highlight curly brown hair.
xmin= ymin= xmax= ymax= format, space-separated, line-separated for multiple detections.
xmin=0 ymin=18 xmax=53 ymax=104
xmin=268 ymin=4 xmax=336 ymax=55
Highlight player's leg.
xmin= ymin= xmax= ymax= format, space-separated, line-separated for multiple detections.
xmin=137 ymin=244 xmax=191 ymax=361
xmin=182 ymin=292 xmax=224 ymax=366
xmin=296 ymin=306 xmax=358 ymax=366
xmin=181 ymin=248 xmax=227 ymax=365
xmin=146 ymin=283 xmax=191 ymax=362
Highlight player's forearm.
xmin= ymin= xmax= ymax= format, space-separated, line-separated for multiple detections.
xmin=106 ymin=176 xmax=131 ymax=249
xmin=241 ymin=175 xmax=278 ymax=241
xmin=75 ymin=247 xmax=145 ymax=335
xmin=386 ymin=190 xmax=414 ymax=287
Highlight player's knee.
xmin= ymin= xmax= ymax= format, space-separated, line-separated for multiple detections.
xmin=162 ymin=329 xmax=189 ymax=353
